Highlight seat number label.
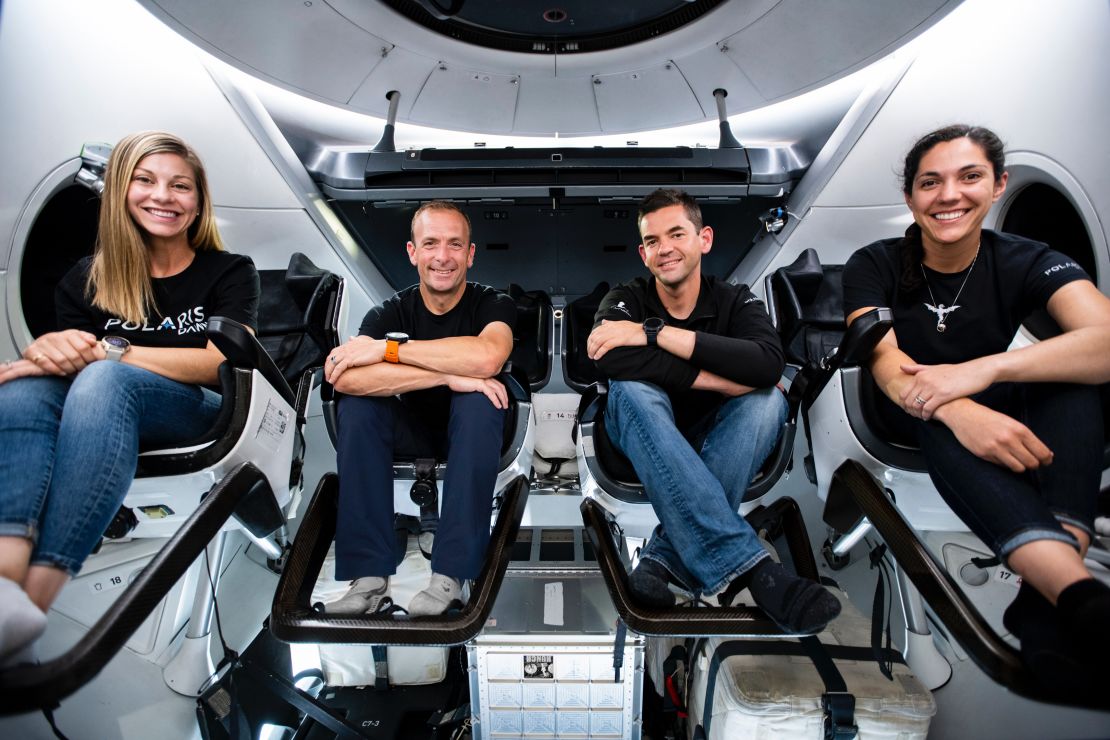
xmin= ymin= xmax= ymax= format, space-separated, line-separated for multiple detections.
xmin=993 ymin=568 xmax=1021 ymax=588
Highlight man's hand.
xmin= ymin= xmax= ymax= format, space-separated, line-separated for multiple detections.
xmin=445 ymin=374 xmax=508 ymax=409
xmin=936 ymin=399 xmax=1053 ymax=473
xmin=325 ymin=335 xmax=387 ymax=384
xmin=587 ymin=319 xmax=646 ymax=361
xmin=0 ymin=358 xmax=50 ymax=385
xmin=900 ymin=358 xmax=997 ymax=420
xmin=21 ymin=329 xmax=99 ymax=376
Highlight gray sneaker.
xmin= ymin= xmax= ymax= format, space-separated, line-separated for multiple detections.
xmin=326 ymin=576 xmax=390 ymax=615
xmin=408 ymin=573 xmax=462 ymax=616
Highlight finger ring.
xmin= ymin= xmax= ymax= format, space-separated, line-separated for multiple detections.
xmin=914 ymin=396 xmax=926 ymax=405
xmin=32 ymin=353 xmax=45 ymax=363
xmin=330 ymin=356 xmax=338 ymax=364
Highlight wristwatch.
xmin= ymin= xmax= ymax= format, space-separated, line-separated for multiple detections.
xmin=101 ymin=335 xmax=131 ymax=362
xmin=642 ymin=317 xmax=665 ymax=347
xmin=384 ymin=332 xmax=409 ymax=363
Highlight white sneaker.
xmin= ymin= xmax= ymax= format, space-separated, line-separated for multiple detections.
xmin=325 ymin=576 xmax=390 ymax=615
xmin=0 ymin=577 xmax=47 ymax=663
xmin=408 ymin=573 xmax=462 ymax=616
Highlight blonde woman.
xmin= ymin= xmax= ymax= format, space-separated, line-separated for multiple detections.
xmin=0 ymin=132 xmax=259 ymax=664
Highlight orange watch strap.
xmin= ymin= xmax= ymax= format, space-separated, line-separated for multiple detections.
xmin=385 ymin=339 xmax=400 ymax=363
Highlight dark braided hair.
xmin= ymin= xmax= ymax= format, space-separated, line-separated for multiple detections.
xmin=898 ymin=125 xmax=1006 ymax=292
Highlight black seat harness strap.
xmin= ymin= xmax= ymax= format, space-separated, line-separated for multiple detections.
xmin=869 ymin=543 xmax=896 ymax=681
xmin=693 ymin=637 xmax=891 ymax=739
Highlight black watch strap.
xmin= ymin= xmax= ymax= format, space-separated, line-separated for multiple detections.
xmin=643 ymin=317 xmax=664 ymax=347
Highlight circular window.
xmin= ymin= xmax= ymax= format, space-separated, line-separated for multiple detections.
xmin=20 ymin=184 xmax=100 ymax=337
xmin=1000 ymin=182 xmax=1094 ymax=340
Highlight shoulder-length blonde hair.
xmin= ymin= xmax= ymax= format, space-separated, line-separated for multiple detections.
xmin=88 ymin=131 xmax=224 ymax=324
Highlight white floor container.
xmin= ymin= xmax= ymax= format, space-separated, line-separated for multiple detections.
xmin=308 ymin=540 xmax=448 ymax=687
xmin=683 ymin=592 xmax=936 ymax=739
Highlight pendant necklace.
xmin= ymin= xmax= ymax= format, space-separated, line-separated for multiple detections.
xmin=920 ymin=243 xmax=979 ymax=333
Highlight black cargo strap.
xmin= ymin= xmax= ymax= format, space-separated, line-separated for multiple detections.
xmin=694 ymin=637 xmax=892 ymax=739
xmin=371 ymin=645 xmax=389 ymax=691
xmin=799 ymin=636 xmax=857 ymax=740
xmin=612 ymin=619 xmax=627 ymax=682
xmin=869 ymin=543 xmax=896 ymax=681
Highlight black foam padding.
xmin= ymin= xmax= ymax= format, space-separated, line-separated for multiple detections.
xmin=562 ymin=281 xmax=610 ymax=392
xmin=507 ymin=284 xmax=553 ymax=391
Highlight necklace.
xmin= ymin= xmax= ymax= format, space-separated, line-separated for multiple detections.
xmin=920 ymin=243 xmax=980 ymax=333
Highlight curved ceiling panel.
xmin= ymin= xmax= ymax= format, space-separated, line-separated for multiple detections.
xmin=139 ymin=0 xmax=964 ymax=135
xmin=148 ymin=0 xmax=392 ymax=103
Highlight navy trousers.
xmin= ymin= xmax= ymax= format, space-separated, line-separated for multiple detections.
xmin=915 ymin=382 xmax=1102 ymax=560
xmin=334 ymin=391 xmax=505 ymax=581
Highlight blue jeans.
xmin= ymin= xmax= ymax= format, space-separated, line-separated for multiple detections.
xmin=605 ymin=381 xmax=788 ymax=594
xmin=0 ymin=362 xmax=221 ymax=574
xmin=334 ymin=391 xmax=505 ymax=581
xmin=916 ymin=382 xmax=1102 ymax=560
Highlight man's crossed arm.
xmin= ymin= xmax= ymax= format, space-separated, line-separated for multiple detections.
xmin=325 ymin=322 xmax=514 ymax=408
xmin=588 ymin=318 xmax=755 ymax=397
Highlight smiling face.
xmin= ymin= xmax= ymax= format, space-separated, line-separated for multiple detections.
xmin=406 ymin=207 xmax=475 ymax=301
xmin=125 ymin=152 xmax=199 ymax=246
xmin=905 ymin=137 xmax=1007 ymax=252
xmin=637 ymin=204 xmax=713 ymax=289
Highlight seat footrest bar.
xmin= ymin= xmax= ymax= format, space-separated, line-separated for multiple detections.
xmin=271 ymin=475 xmax=529 ymax=646
xmin=0 ymin=462 xmax=272 ymax=715
xmin=580 ymin=497 xmax=817 ymax=637
xmin=831 ymin=459 xmax=1110 ymax=710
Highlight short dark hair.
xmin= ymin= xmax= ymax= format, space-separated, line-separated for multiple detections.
xmin=901 ymin=124 xmax=1006 ymax=195
xmin=410 ymin=200 xmax=472 ymax=243
xmin=637 ymin=188 xmax=703 ymax=232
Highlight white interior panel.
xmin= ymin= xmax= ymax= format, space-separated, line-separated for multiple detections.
xmin=0 ymin=0 xmax=301 ymax=237
xmin=813 ymin=0 xmax=1110 ymax=228
xmin=348 ymin=45 xmax=437 ymax=119
xmin=674 ymin=45 xmax=765 ymax=116
xmin=409 ymin=64 xmax=522 ymax=133
xmin=593 ymin=63 xmax=704 ymax=132
xmin=723 ymin=0 xmax=949 ymax=100
xmin=151 ymin=0 xmax=390 ymax=104
xmin=512 ymin=76 xmax=602 ymax=136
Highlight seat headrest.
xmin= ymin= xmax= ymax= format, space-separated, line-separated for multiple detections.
xmin=777 ymin=248 xmax=824 ymax=303
xmin=285 ymin=252 xmax=328 ymax=311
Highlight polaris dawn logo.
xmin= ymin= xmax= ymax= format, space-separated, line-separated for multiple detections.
xmin=1043 ymin=261 xmax=1080 ymax=276
xmin=104 ymin=306 xmax=207 ymax=335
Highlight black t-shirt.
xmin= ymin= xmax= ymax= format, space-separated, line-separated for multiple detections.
xmin=358 ymin=282 xmax=516 ymax=411
xmin=843 ymin=230 xmax=1090 ymax=365
xmin=593 ymin=274 xmax=784 ymax=429
xmin=56 ymin=250 xmax=260 ymax=346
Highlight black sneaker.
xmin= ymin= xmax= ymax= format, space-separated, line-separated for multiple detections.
xmin=629 ymin=558 xmax=677 ymax=608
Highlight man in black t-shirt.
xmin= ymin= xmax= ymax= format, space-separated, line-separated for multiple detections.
xmin=324 ymin=201 xmax=516 ymax=616
xmin=587 ymin=189 xmax=840 ymax=633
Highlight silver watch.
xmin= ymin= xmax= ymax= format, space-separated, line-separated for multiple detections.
xmin=101 ymin=335 xmax=131 ymax=362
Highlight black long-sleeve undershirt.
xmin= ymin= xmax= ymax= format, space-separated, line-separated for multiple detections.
xmin=592 ymin=275 xmax=784 ymax=393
